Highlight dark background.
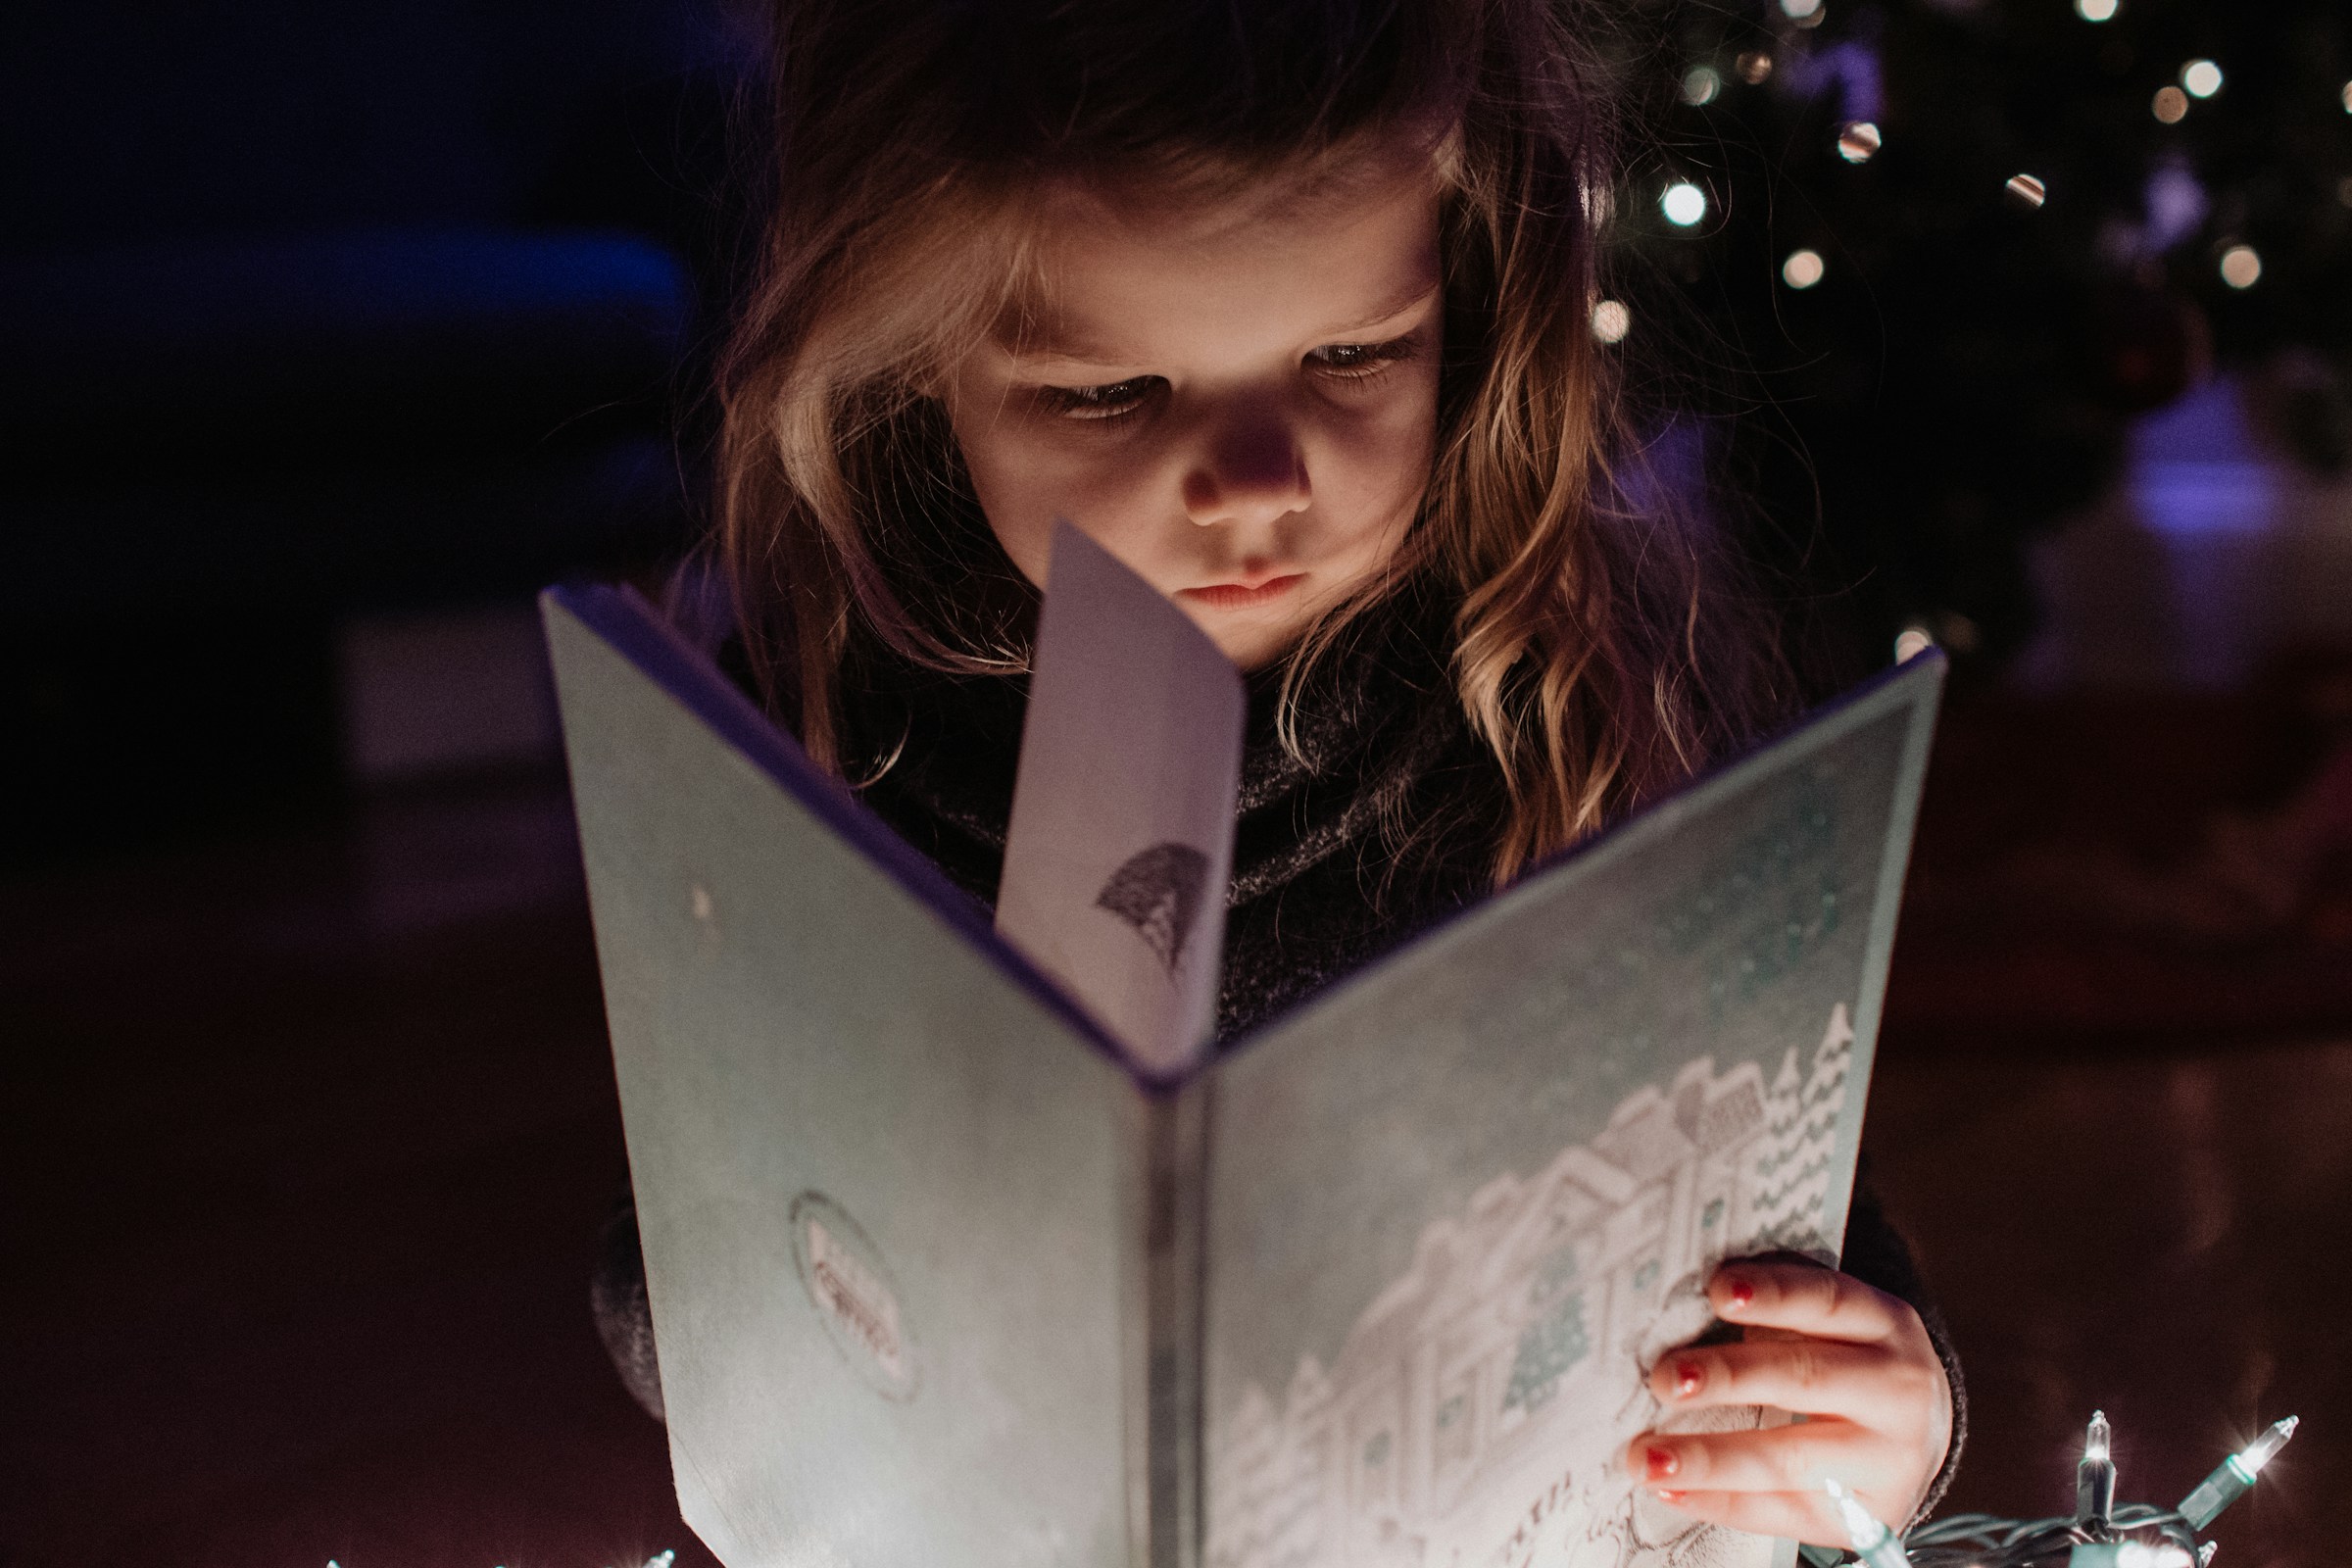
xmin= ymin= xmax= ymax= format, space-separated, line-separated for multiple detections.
xmin=4 ymin=1 xmax=2348 ymax=1564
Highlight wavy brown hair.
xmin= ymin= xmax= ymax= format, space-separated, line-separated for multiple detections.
xmin=715 ymin=0 xmax=1789 ymax=884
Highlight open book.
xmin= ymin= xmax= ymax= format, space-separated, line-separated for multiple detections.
xmin=542 ymin=527 xmax=1944 ymax=1568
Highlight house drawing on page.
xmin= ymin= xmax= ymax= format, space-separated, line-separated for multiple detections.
xmin=1207 ymin=1004 xmax=1859 ymax=1568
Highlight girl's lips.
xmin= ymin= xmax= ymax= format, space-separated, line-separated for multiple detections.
xmin=1178 ymin=573 xmax=1306 ymax=611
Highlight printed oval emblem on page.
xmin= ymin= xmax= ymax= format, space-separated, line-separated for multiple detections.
xmin=788 ymin=1191 xmax=920 ymax=1400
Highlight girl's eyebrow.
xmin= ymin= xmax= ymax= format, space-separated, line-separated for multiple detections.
xmin=1008 ymin=280 xmax=1441 ymax=367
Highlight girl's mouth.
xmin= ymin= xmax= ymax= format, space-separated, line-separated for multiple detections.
xmin=1178 ymin=573 xmax=1306 ymax=611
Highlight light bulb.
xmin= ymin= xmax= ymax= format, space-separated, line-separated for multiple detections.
xmin=1824 ymin=1480 xmax=1912 ymax=1568
xmin=2180 ymin=1415 xmax=2298 ymax=1528
xmin=2078 ymin=1410 xmax=2117 ymax=1524
xmin=2235 ymin=1413 xmax=2298 ymax=1476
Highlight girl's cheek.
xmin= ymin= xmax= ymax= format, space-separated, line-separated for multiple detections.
xmin=964 ymin=425 xmax=1187 ymax=577
xmin=1005 ymin=429 xmax=1167 ymax=517
xmin=1317 ymin=382 xmax=1439 ymax=499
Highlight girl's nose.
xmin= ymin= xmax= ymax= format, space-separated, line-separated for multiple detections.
xmin=1180 ymin=405 xmax=1311 ymax=528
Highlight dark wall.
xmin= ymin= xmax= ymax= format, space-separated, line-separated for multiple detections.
xmin=1 ymin=1 xmax=761 ymax=867
xmin=0 ymin=0 xmax=752 ymax=247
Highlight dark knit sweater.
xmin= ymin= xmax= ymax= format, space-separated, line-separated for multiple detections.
xmin=590 ymin=595 xmax=1966 ymax=1518
xmin=834 ymin=587 xmax=1499 ymax=1039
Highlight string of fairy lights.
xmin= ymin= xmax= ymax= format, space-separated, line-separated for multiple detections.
xmin=318 ymin=1412 xmax=2297 ymax=1567
xmin=1810 ymin=1412 xmax=2300 ymax=1568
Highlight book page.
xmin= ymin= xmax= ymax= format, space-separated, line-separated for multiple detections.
xmin=1200 ymin=658 xmax=1942 ymax=1568
xmin=545 ymin=587 xmax=1144 ymax=1568
xmin=997 ymin=522 xmax=1248 ymax=1077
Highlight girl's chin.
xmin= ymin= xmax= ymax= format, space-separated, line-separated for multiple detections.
xmin=1195 ymin=615 xmax=1318 ymax=672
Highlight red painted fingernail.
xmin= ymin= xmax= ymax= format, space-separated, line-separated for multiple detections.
xmin=1672 ymin=1359 xmax=1704 ymax=1398
xmin=1725 ymin=1275 xmax=1755 ymax=1310
xmin=1644 ymin=1445 xmax=1680 ymax=1481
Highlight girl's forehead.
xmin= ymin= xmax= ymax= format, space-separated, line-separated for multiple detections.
xmin=1007 ymin=160 xmax=1443 ymax=363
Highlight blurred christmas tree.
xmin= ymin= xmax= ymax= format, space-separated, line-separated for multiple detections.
xmin=1594 ymin=0 xmax=2352 ymax=674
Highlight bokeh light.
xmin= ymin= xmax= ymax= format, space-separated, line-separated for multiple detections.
xmin=2005 ymin=172 xmax=2047 ymax=208
xmin=1591 ymin=299 xmax=1632 ymax=344
xmin=2074 ymin=0 xmax=2118 ymax=20
xmin=2180 ymin=60 xmax=2224 ymax=99
xmin=1682 ymin=65 xmax=1723 ymax=106
xmin=2219 ymin=245 xmax=2262 ymax=288
xmin=2152 ymin=86 xmax=2189 ymax=122
xmin=1783 ymin=249 xmax=1827 ymax=289
xmin=1779 ymin=0 xmax=1823 ymax=18
xmin=1737 ymin=51 xmax=1774 ymax=85
xmin=1838 ymin=122 xmax=1884 ymax=164
xmin=1661 ymin=181 xmax=1709 ymax=226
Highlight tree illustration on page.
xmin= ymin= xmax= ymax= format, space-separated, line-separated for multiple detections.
xmin=1095 ymin=842 xmax=1210 ymax=975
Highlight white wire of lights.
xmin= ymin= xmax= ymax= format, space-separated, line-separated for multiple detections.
xmin=1802 ymin=1412 xmax=2299 ymax=1568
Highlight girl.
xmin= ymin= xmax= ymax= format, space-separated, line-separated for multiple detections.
xmin=603 ymin=0 xmax=1962 ymax=1544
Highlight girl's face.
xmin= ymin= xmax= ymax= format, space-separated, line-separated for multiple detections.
xmin=946 ymin=161 xmax=1444 ymax=669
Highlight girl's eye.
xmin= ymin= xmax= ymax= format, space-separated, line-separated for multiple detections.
xmin=1036 ymin=376 xmax=1163 ymax=420
xmin=1307 ymin=336 xmax=1419 ymax=379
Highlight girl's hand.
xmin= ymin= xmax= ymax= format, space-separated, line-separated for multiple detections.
xmin=1623 ymin=1259 xmax=1952 ymax=1545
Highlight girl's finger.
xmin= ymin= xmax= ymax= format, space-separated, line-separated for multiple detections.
xmin=1628 ymin=1418 xmax=1897 ymax=1497
xmin=1648 ymin=1336 xmax=1924 ymax=1424
xmin=1712 ymin=1261 xmax=1911 ymax=1345
xmin=1641 ymin=1487 xmax=1850 ymax=1548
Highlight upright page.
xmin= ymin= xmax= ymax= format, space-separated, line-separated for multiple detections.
xmin=998 ymin=522 xmax=1248 ymax=1076
xmin=544 ymin=586 xmax=1149 ymax=1568
xmin=1200 ymin=656 xmax=1943 ymax=1568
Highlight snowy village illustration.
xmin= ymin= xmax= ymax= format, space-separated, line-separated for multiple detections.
xmin=1205 ymin=1003 xmax=1860 ymax=1568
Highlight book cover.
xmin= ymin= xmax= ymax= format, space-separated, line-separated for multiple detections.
xmin=542 ymin=534 xmax=1942 ymax=1568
